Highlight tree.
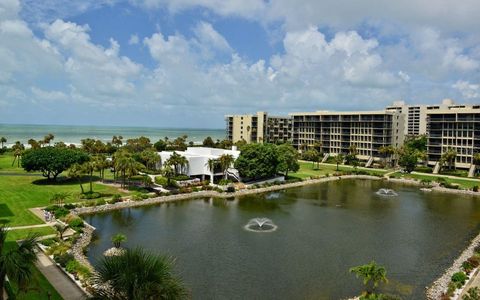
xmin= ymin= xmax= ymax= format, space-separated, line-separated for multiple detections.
xmin=43 ymin=133 xmax=54 ymax=146
xmin=202 ymin=136 xmax=215 ymax=148
xmin=404 ymin=135 xmax=427 ymax=152
xmin=165 ymin=152 xmax=188 ymax=176
xmin=81 ymin=160 xmax=96 ymax=193
xmin=205 ymin=158 xmax=218 ymax=184
xmin=94 ymin=154 xmax=109 ymax=182
xmin=50 ymin=192 xmax=69 ymax=206
xmin=112 ymin=135 xmax=123 ymax=148
xmin=91 ymin=247 xmax=188 ymax=300
xmin=218 ymin=154 xmax=235 ymax=179
xmin=140 ymin=149 xmax=160 ymax=171
xmin=68 ymin=163 xmax=85 ymax=193
xmin=350 ymin=261 xmax=388 ymax=295
xmin=0 ymin=226 xmax=38 ymax=300
xmin=397 ymin=147 xmax=419 ymax=173
xmin=0 ymin=137 xmax=6 ymax=148
xmin=334 ymin=154 xmax=344 ymax=171
xmin=277 ymin=143 xmax=299 ymax=178
xmin=162 ymin=165 xmax=175 ymax=186
xmin=111 ymin=233 xmax=127 ymax=248
xmin=21 ymin=147 xmax=90 ymax=181
xmin=441 ymin=148 xmax=457 ymax=171
xmin=11 ymin=141 xmax=25 ymax=167
xmin=345 ymin=145 xmax=359 ymax=168
xmin=154 ymin=139 xmax=167 ymax=152
xmin=125 ymin=137 xmax=152 ymax=153
xmin=115 ymin=150 xmax=144 ymax=187
xmin=379 ymin=146 xmax=395 ymax=167
xmin=54 ymin=223 xmax=68 ymax=240
xmin=27 ymin=139 xmax=40 ymax=150
xmin=303 ymin=148 xmax=320 ymax=169
xmin=234 ymin=143 xmax=279 ymax=180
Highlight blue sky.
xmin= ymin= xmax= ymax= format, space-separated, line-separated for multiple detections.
xmin=1 ymin=0 xmax=479 ymax=128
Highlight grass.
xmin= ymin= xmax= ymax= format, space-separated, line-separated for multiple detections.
xmin=6 ymin=227 xmax=56 ymax=241
xmin=0 ymin=152 xmax=32 ymax=173
xmin=4 ymin=237 xmax=63 ymax=300
xmin=289 ymin=161 xmax=389 ymax=180
xmin=0 ymin=153 xmax=127 ymax=226
xmin=390 ymin=172 xmax=480 ymax=189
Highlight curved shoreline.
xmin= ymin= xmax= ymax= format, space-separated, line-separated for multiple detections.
xmin=70 ymin=174 xmax=480 ymax=299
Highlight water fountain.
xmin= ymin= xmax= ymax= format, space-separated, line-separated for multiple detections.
xmin=244 ymin=218 xmax=278 ymax=233
xmin=375 ymin=188 xmax=398 ymax=196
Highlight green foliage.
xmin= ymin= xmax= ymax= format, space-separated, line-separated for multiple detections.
xmin=91 ymin=247 xmax=188 ymax=299
xmin=124 ymin=136 xmax=152 ymax=152
xmin=350 ymin=261 xmax=388 ymax=294
xmin=463 ymin=287 xmax=480 ymax=300
xmin=67 ymin=217 xmax=84 ymax=231
xmin=66 ymin=259 xmax=80 ymax=274
xmin=45 ymin=205 xmax=70 ymax=218
xmin=277 ymin=143 xmax=300 ymax=177
xmin=111 ymin=233 xmax=127 ymax=248
xmin=218 ymin=179 xmax=232 ymax=186
xmin=397 ymin=147 xmax=419 ymax=173
xmin=404 ymin=135 xmax=427 ymax=152
xmin=155 ymin=176 xmax=178 ymax=188
xmin=202 ymin=136 xmax=215 ymax=148
xmin=81 ymin=191 xmax=101 ymax=199
xmin=21 ymin=146 xmax=90 ymax=180
xmin=154 ymin=139 xmax=167 ymax=151
xmin=54 ymin=253 xmax=74 ymax=267
xmin=234 ymin=143 xmax=279 ymax=180
xmin=451 ymin=271 xmax=468 ymax=286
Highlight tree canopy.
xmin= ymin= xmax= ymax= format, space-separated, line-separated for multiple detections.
xmin=21 ymin=147 xmax=90 ymax=180
xmin=277 ymin=143 xmax=300 ymax=177
xmin=234 ymin=143 xmax=280 ymax=180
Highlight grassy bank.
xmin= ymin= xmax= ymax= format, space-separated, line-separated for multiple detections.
xmin=389 ymin=172 xmax=480 ymax=189
xmin=290 ymin=161 xmax=389 ymax=180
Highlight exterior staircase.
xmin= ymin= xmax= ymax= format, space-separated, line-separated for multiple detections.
xmin=468 ymin=164 xmax=476 ymax=178
xmin=226 ymin=168 xmax=241 ymax=182
xmin=365 ymin=156 xmax=374 ymax=167
xmin=321 ymin=153 xmax=330 ymax=163
xmin=433 ymin=161 xmax=441 ymax=174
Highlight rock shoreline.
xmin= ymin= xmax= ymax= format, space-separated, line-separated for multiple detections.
xmin=71 ymin=222 xmax=95 ymax=271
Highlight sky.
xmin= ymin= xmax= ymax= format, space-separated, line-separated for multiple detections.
xmin=0 ymin=0 xmax=479 ymax=128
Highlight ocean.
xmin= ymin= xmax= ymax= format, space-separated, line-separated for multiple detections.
xmin=0 ymin=124 xmax=225 ymax=146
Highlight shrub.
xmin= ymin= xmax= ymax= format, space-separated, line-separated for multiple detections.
xmin=64 ymin=203 xmax=76 ymax=209
xmin=446 ymin=281 xmax=457 ymax=296
xmin=96 ymin=199 xmax=106 ymax=206
xmin=76 ymin=264 xmax=92 ymax=280
xmin=463 ymin=287 xmax=480 ymax=300
xmin=131 ymin=194 xmax=143 ymax=201
xmin=67 ymin=217 xmax=84 ymax=230
xmin=83 ymin=201 xmax=96 ymax=207
xmin=45 ymin=205 xmax=70 ymax=218
xmin=173 ymin=174 xmax=190 ymax=181
xmin=473 ymin=186 xmax=479 ymax=192
xmin=218 ymin=179 xmax=232 ymax=186
xmin=54 ymin=253 xmax=74 ymax=267
xmin=463 ymin=261 xmax=474 ymax=273
xmin=226 ymin=185 xmax=235 ymax=193
xmin=81 ymin=192 xmax=101 ymax=199
xmin=451 ymin=271 xmax=468 ymax=286
xmin=468 ymin=256 xmax=480 ymax=267
xmin=40 ymin=238 xmax=57 ymax=247
xmin=66 ymin=259 xmax=80 ymax=274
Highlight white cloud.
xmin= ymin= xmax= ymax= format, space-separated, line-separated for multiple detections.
xmin=193 ymin=21 xmax=232 ymax=53
xmin=128 ymin=34 xmax=139 ymax=45
xmin=453 ymin=80 xmax=480 ymax=99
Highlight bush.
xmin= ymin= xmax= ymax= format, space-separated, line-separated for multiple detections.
xmin=95 ymin=199 xmax=106 ymax=206
xmin=76 ymin=264 xmax=92 ymax=280
xmin=54 ymin=253 xmax=74 ymax=267
xmin=67 ymin=217 xmax=84 ymax=230
xmin=81 ymin=192 xmax=101 ymax=199
xmin=155 ymin=176 xmax=178 ymax=188
xmin=451 ymin=271 xmax=468 ymax=286
xmin=40 ymin=238 xmax=57 ymax=247
xmin=131 ymin=194 xmax=143 ymax=201
xmin=468 ymin=256 xmax=480 ymax=267
xmin=45 ymin=205 xmax=70 ymax=218
xmin=64 ymin=203 xmax=76 ymax=209
xmin=463 ymin=261 xmax=474 ymax=273
xmin=473 ymin=186 xmax=479 ymax=192
xmin=173 ymin=174 xmax=190 ymax=181
xmin=218 ymin=179 xmax=232 ymax=186
xmin=65 ymin=259 xmax=80 ymax=274
xmin=226 ymin=185 xmax=235 ymax=193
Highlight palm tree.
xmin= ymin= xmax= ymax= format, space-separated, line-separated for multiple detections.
xmin=54 ymin=223 xmax=68 ymax=240
xmin=162 ymin=165 xmax=175 ymax=187
xmin=50 ymin=192 xmax=69 ymax=206
xmin=111 ymin=233 xmax=127 ymax=248
xmin=334 ymin=154 xmax=344 ymax=171
xmin=68 ymin=163 xmax=85 ymax=194
xmin=218 ymin=154 xmax=235 ymax=180
xmin=350 ymin=261 xmax=388 ymax=295
xmin=11 ymin=141 xmax=24 ymax=167
xmin=0 ymin=227 xmax=38 ymax=300
xmin=43 ymin=133 xmax=54 ymax=146
xmin=91 ymin=247 xmax=188 ymax=300
xmin=0 ymin=137 xmax=6 ymax=148
xmin=94 ymin=155 xmax=109 ymax=182
xmin=205 ymin=158 xmax=218 ymax=184
xmin=166 ymin=152 xmax=188 ymax=175
xmin=440 ymin=148 xmax=457 ymax=171
xmin=82 ymin=160 xmax=96 ymax=193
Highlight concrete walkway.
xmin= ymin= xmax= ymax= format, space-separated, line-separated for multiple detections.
xmin=35 ymin=248 xmax=86 ymax=300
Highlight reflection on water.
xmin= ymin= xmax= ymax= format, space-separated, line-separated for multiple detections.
xmin=86 ymin=179 xmax=480 ymax=299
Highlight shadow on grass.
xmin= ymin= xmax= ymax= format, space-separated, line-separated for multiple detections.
xmin=0 ymin=204 xmax=14 ymax=218
xmin=32 ymin=175 xmax=102 ymax=186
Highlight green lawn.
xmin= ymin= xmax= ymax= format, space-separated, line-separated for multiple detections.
xmin=390 ymin=172 xmax=480 ymax=189
xmin=6 ymin=227 xmax=56 ymax=241
xmin=290 ymin=161 xmax=389 ymax=180
xmin=0 ymin=152 xmax=31 ymax=173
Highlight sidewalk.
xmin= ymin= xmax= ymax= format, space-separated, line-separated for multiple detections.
xmin=35 ymin=249 xmax=86 ymax=300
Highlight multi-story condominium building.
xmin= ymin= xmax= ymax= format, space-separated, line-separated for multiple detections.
xmin=225 ymin=112 xmax=291 ymax=144
xmin=290 ymin=110 xmax=405 ymax=162
xmin=426 ymin=105 xmax=480 ymax=172
xmin=386 ymin=99 xmax=466 ymax=136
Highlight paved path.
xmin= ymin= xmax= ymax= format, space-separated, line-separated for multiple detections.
xmin=6 ymin=223 xmax=53 ymax=230
xmin=459 ymin=268 xmax=480 ymax=298
xmin=35 ymin=248 xmax=86 ymax=300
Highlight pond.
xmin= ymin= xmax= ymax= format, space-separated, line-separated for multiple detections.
xmin=85 ymin=179 xmax=480 ymax=299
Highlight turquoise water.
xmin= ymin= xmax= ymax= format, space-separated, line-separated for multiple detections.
xmin=0 ymin=124 xmax=224 ymax=145
xmin=86 ymin=180 xmax=480 ymax=299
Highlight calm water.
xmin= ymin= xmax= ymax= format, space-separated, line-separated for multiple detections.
xmin=85 ymin=180 xmax=480 ymax=299
xmin=0 ymin=124 xmax=224 ymax=145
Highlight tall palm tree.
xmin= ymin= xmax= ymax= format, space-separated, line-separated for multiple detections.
xmin=166 ymin=152 xmax=188 ymax=175
xmin=68 ymin=163 xmax=85 ymax=194
xmin=91 ymin=247 xmax=188 ymax=300
xmin=218 ymin=154 xmax=235 ymax=180
xmin=205 ymin=158 xmax=218 ymax=184
xmin=0 ymin=227 xmax=38 ymax=300
xmin=0 ymin=137 xmax=6 ymax=148
xmin=11 ymin=141 xmax=24 ymax=167
xmin=334 ymin=154 xmax=344 ymax=171
xmin=82 ymin=160 xmax=96 ymax=193
xmin=94 ymin=155 xmax=109 ymax=182
xmin=54 ymin=223 xmax=68 ymax=240
xmin=350 ymin=261 xmax=388 ymax=295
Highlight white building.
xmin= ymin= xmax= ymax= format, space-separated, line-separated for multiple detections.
xmin=158 ymin=147 xmax=241 ymax=181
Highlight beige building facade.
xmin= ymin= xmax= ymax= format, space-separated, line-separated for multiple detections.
xmin=225 ymin=112 xmax=291 ymax=144
xmin=290 ymin=110 xmax=405 ymax=161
